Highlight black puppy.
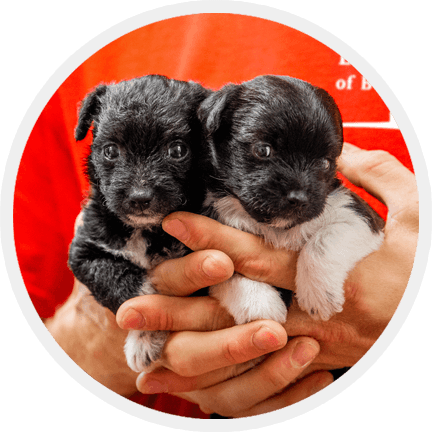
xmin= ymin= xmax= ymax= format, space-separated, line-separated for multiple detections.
xmin=68 ymin=75 xmax=209 ymax=372
xmin=198 ymin=75 xmax=384 ymax=323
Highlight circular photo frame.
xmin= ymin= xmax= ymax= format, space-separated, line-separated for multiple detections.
xmin=2 ymin=2 xmax=430 ymax=431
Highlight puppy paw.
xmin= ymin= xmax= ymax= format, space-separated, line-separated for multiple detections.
xmin=210 ymin=275 xmax=287 ymax=325
xmin=295 ymin=235 xmax=349 ymax=320
xmin=296 ymin=288 xmax=344 ymax=321
xmin=295 ymin=271 xmax=345 ymax=321
xmin=124 ymin=330 xmax=168 ymax=373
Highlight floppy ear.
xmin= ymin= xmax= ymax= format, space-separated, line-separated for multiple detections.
xmin=74 ymin=84 xmax=107 ymax=141
xmin=313 ymin=87 xmax=344 ymax=151
xmin=197 ymin=84 xmax=238 ymax=135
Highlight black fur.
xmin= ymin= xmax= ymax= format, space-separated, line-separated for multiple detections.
xmin=199 ymin=75 xmax=346 ymax=227
xmin=68 ymin=75 xmax=209 ymax=369
xmin=198 ymin=75 xmax=348 ymax=311
xmin=345 ymin=192 xmax=385 ymax=233
xmin=199 ymin=75 xmax=382 ymax=232
xmin=198 ymin=75 xmax=383 ymax=320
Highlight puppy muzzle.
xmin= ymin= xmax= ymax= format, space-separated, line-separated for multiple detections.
xmin=123 ymin=187 xmax=155 ymax=215
xmin=286 ymin=190 xmax=308 ymax=208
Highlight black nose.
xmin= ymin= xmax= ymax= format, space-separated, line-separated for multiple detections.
xmin=126 ymin=188 xmax=155 ymax=212
xmin=286 ymin=190 xmax=308 ymax=207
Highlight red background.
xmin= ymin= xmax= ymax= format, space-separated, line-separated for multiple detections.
xmin=13 ymin=14 xmax=413 ymax=418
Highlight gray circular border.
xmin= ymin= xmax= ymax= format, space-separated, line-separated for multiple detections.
xmin=1 ymin=1 xmax=430 ymax=431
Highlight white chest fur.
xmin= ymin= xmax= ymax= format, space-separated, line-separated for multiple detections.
xmin=206 ymin=188 xmax=384 ymax=321
xmin=123 ymin=229 xmax=151 ymax=269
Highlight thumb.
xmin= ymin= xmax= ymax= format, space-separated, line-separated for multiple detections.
xmin=338 ymin=143 xmax=418 ymax=224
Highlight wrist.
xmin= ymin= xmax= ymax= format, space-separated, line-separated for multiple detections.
xmin=45 ymin=283 xmax=138 ymax=397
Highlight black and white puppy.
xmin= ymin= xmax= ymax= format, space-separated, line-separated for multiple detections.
xmin=68 ymin=75 xmax=209 ymax=372
xmin=198 ymin=75 xmax=384 ymax=322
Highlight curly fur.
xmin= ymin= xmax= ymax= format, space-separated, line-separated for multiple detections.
xmin=68 ymin=75 xmax=210 ymax=372
xmin=199 ymin=75 xmax=384 ymax=322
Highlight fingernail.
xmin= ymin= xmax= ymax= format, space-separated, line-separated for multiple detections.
xmin=202 ymin=256 xmax=227 ymax=279
xmin=163 ymin=218 xmax=189 ymax=242
xmin=291 ymin=341 xmax=318 ymax=368
xmin=120 ymin=308 xmax=145 ymax=329
xmin=138 ymin=377 xmax=168 ymax=394
xmin=253 ymin=327 xmax=284 ymax=351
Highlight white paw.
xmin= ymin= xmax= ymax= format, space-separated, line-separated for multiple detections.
xmin=295 ymin=287 xmax=344 ymax=321
xmin=295 ymin=269 xmax=345 ymax=321
xmin=210 ymin=274 xmax=287 ymax=325
xmin=124 ymin=330 xmax=168 ymax=373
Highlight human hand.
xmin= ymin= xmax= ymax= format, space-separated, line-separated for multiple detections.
xmin=116 ymin=203 xmax=329 ymax=415
xmin=156 ymin=143 xmax=417 ymax=372
xmin=117 ymin=143 xmax=417 ymax=415
xmin=282 ymin=142 xmax=418 ymax=373
xmin=119 ymin=292 xmax=329 ymax=417
xmin=116 ymin=213 xmax=332 ymax=416
xmin=116 ymin=224 xmax=331 ymax=416
xmin=116 ymin=250 xmax=304 ymax=397
xmin=46 ymin=211 xmax=235 ymax=395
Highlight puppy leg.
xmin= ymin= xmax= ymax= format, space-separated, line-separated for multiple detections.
xmin=295 ymin=221 xmax=384 ymax=321
xmin=210 ymin=274 xmax=287 ymax=325
xmin=124 ymin=329 xmax=168 ymax=373
xmin=123 ymin=277 xmax=170 ymax=373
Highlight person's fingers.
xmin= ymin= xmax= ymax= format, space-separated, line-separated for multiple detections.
xmin=159 ymin=320 xmax=287 ymax=377
xmin=173 ymin=337 xmax=322 ymax=417
xmin=136 ymin=356 xmax=263 ymax=394
xmin=117 ymin=294 xmax=234 ymax=332
xmin=338 ymin=143 xmax=418 ymax=229
xmin=232 ymin=371 xmax=334 ymax=418
xmin=151 ymin=249 xmax=234 ymax=296
xmin=137 ymin=337 xmax=320 ymax=396
xmin=162 ymin=212 xmax=297 ymax=290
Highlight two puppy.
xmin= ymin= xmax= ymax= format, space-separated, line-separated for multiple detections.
xmin=69 ymin=74 xmax=384 ymax=373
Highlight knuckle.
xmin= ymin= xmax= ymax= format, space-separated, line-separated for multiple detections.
xmin=223 ymin=339 xmax=251 ymax=365
xmin=358 ymin=150 xmax=396 ymax=176
xmin=167 ymin=355 xmax=194 ymax=377
xmin=187 ymin=226 xmax=215 ymax=251
xmin=263 ymin=367 xmax=291 ymax=391
xmin=236 ymin=253 xmax=269 ymax=281
xmin=182 ymin=262 xmax=200 ymax=288
xmin=155 ymin=266 xmax=179 ymax=295
xmin=195 ymin=236 xmax=213 ymax=251
xmin=143 ymin=298 xmax=173 ymax=331
xmin=368 ymin=149 xmax=392 ymax=160
xmin=165 ymin=344 xmax=196 ymax=376
xmin=157 ymin=308 xmax=174 ymax=331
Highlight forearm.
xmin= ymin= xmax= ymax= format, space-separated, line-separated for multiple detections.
xmin=45 ymin=281 xmax=138 ymax=396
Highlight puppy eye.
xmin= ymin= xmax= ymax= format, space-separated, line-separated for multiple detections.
xmin=252 ymin=143 xmax=272 ymax=159
xmin=168 ymin=142 xmax=189 ymax=160
xmin=103 ymin=144 xmax=120 ymax=161
xmin=320 ymin=159 xmax=331 ymax=170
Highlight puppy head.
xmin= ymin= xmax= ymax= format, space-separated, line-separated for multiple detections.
xmin=198 ymin=75 xmax=343 ymax=227
xmin=76 ymin=74 xmax=209 ymax=228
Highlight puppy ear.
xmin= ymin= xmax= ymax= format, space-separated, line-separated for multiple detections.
xmin=198 ymin=84 xmax=238 ymax=135
xmin=313 ymin=87 xmax=344 ymax=151
xmin=75 ymin=84 xmax=108 ymax=141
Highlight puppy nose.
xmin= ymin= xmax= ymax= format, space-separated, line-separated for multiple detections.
xmin=287 ymin=190 xmax=308 ymax=206
xmin=127 ymin=188 xmax=154 ymax=211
